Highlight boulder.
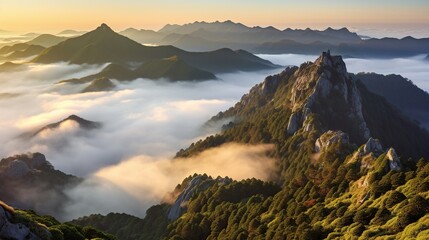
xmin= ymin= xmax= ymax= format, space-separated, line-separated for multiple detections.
xmin=315 ymin=130 xmax=349 ymax=153
xmin=0 ymin=206 xmax=41 ymax=240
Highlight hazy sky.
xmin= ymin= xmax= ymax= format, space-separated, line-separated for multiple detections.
xmin=1 ymin=0 xmax=428 ymax=36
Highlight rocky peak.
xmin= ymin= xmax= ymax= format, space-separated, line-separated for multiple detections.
xmin=362 ymin=138 xmax=383 ymax=156
xmin=314 ymin=51 xmax=347 ymax=75
xmin=386 ymin=148 xmax=402 ymax=171
xmin=260 ymin=66 xmax=297 ymax=96
xmin=0 ymin=153 xmax=52 ymax=178
xmin=167 ymin=175 xmax=232 ymax=220
xmin=287 ymin=52 xmax=370 ymax=144
xmin=96 ymin=23 xmax=114 ymax=33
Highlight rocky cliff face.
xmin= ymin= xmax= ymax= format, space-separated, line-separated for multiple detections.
xmin=0 ymin=153 xmax=52 ymax=178
xmin=167 ymin=175 xmax=232 ymax=220
xmin=287 ymin=51 xmax=370 ymax=143
xmin=0 ymin=204 xmax=43 ymax=240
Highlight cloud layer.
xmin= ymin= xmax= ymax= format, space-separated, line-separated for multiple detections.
xmin=1 ymin=54 xmax=428 ymax=220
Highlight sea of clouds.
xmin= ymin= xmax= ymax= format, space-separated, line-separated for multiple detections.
xmin=0 ymin=53 xmax=428 ymax=220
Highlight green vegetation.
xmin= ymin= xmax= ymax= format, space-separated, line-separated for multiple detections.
xmin=7 ymin=53 xmax=429 ymax=239
xmin=13 ymin=208 xmax=116 ymax=240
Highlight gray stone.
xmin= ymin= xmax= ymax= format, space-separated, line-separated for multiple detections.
xmin=362 ymin=138 xmax=383 ymax=156
xmin=315 ymin=130 xmax=349 ymax=153
xmin=0 ymin=206 xmax=41 ymax=240
xmin=287 ymin=112 xmax=301 ymax=135
xmin=386 ymin=148 xmax=401 ymax=171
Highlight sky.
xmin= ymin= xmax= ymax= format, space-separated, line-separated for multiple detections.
xmin=1 ymin=0 xmax=429 ymax=37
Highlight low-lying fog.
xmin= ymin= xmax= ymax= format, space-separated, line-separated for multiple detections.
xmin=1 ymin=53 xmax=428 ymax=220
xmin=0 ymin=63 xmax=281 ymax=220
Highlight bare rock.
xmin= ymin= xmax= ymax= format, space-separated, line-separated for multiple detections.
xmin=0 ymin=206 xmax=41 ymax=240
xmin=386 ymin=148 xmax=402 ymax=171
xmin=315 ymin=130 xmax=349 ymax=153
xmin=362 ymin=138 xmax=383 ymax=156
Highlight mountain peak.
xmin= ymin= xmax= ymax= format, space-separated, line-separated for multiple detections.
xmin=96 ymin=23 xmax=113 ymax=32
xmin=287 ymin=51 xmax=370 ymax=143
xmin=314 ymin=50 xmax=347 ymax=74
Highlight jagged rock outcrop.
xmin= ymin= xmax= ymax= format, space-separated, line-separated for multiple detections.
xmin=362 ymin=138 xmax=383 ymax=156
xmin=168 ymin=175 xmax=232 ymax=220
xmin=314 ymin=130 xmax=349 ymax=153
xmin=287 ymin=51 xmax=370 ymax=143
xmin=386 ymin=148 xmax=402 ymax=171
xmin=0 ymin=153 xmax=52 ymax=178
xmin=0 ymin=206 xmax=42 ymax=240
xmin=0 ymin=153 xmax=80 ymax=217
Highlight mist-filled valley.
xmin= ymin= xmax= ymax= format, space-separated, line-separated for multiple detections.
xmin=1 ymin=52 xmax=429 ymax=222
xmin=1 ymin=7 xmax=429 ymax=238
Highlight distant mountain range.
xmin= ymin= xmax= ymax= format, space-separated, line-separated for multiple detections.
xmin=60 ymin=57 xmax=216 ymax=92
xmin=33 ymin=24 xmax=277 ymax=74
xmin=26 ymin=34 xmax=68 ymax=47
xmin=0 ymin=43 xmax=46 ymax=62
xmin=119 ymin=20 xmax=429 ymax=57
xmin=57 ymin=29 xmax=87 ymax=36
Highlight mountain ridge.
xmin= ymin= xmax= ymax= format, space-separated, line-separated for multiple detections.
xmin=32 ymin=23 xmax=278 ymax=73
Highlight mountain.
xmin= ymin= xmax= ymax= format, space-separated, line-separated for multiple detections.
xmin=109 ymin=21 xmax=429 ymax=57
xmin=157 ymin=33 xmax=222 ymax=52
xmin=0 ymin=43 xmax=45 ymax=61
xmin=178 ymin=52 xmax=429 ymax=160
xmin=70 ymin=53 xmax=429 ymax=239
xmin=130 ymin=21 xmax=361 ymax=52
xmin=0 ymin=200 xmax=116 ymax=240
xmin=57 ymin=29 xmax=86 ymax=36
xmin=70 ymin=174 xmax=279 ymax=240
xmin=60 ymin=56 xmax=216 ymax=85
xmin=133 ymin=56 xmax=216 ymax=80
xmin=120 ymin=28 xmax=165 ymax=44
xmin=81 ymin=77 xmax=116 ymax=93
xmin=33 ymin=24 xmax=278 ymax=72
xmin=6 ymin=44 xmax=45 ymax=59
xmin=255 ymin=36 xmax=429 ymax=57
xmin=26 ymin=34 xmax=68 ymax=48
xmin=0 ymin=153 xmax=81 ymax=217
xmin=33 ymin=23 xmax=178 ymax=64
xmin=32 ymin=23 xmax=277 ymax=73
xmin=159 ymin=20 xmax=250 ymax=34
xmin=0 ymin=62 xmax=25 ymax=72
xmin=158 ymin=21 xmax=361 ymax=45
xmin=70 ymin=210 xmax=166 ymax=240
xmin=30 ymin=115 xmax=101 ymax=137
xmin=354 ymin=73 xmax=429 ymax=130
xmin=0 ymin=43 xmax=30 ymax=55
